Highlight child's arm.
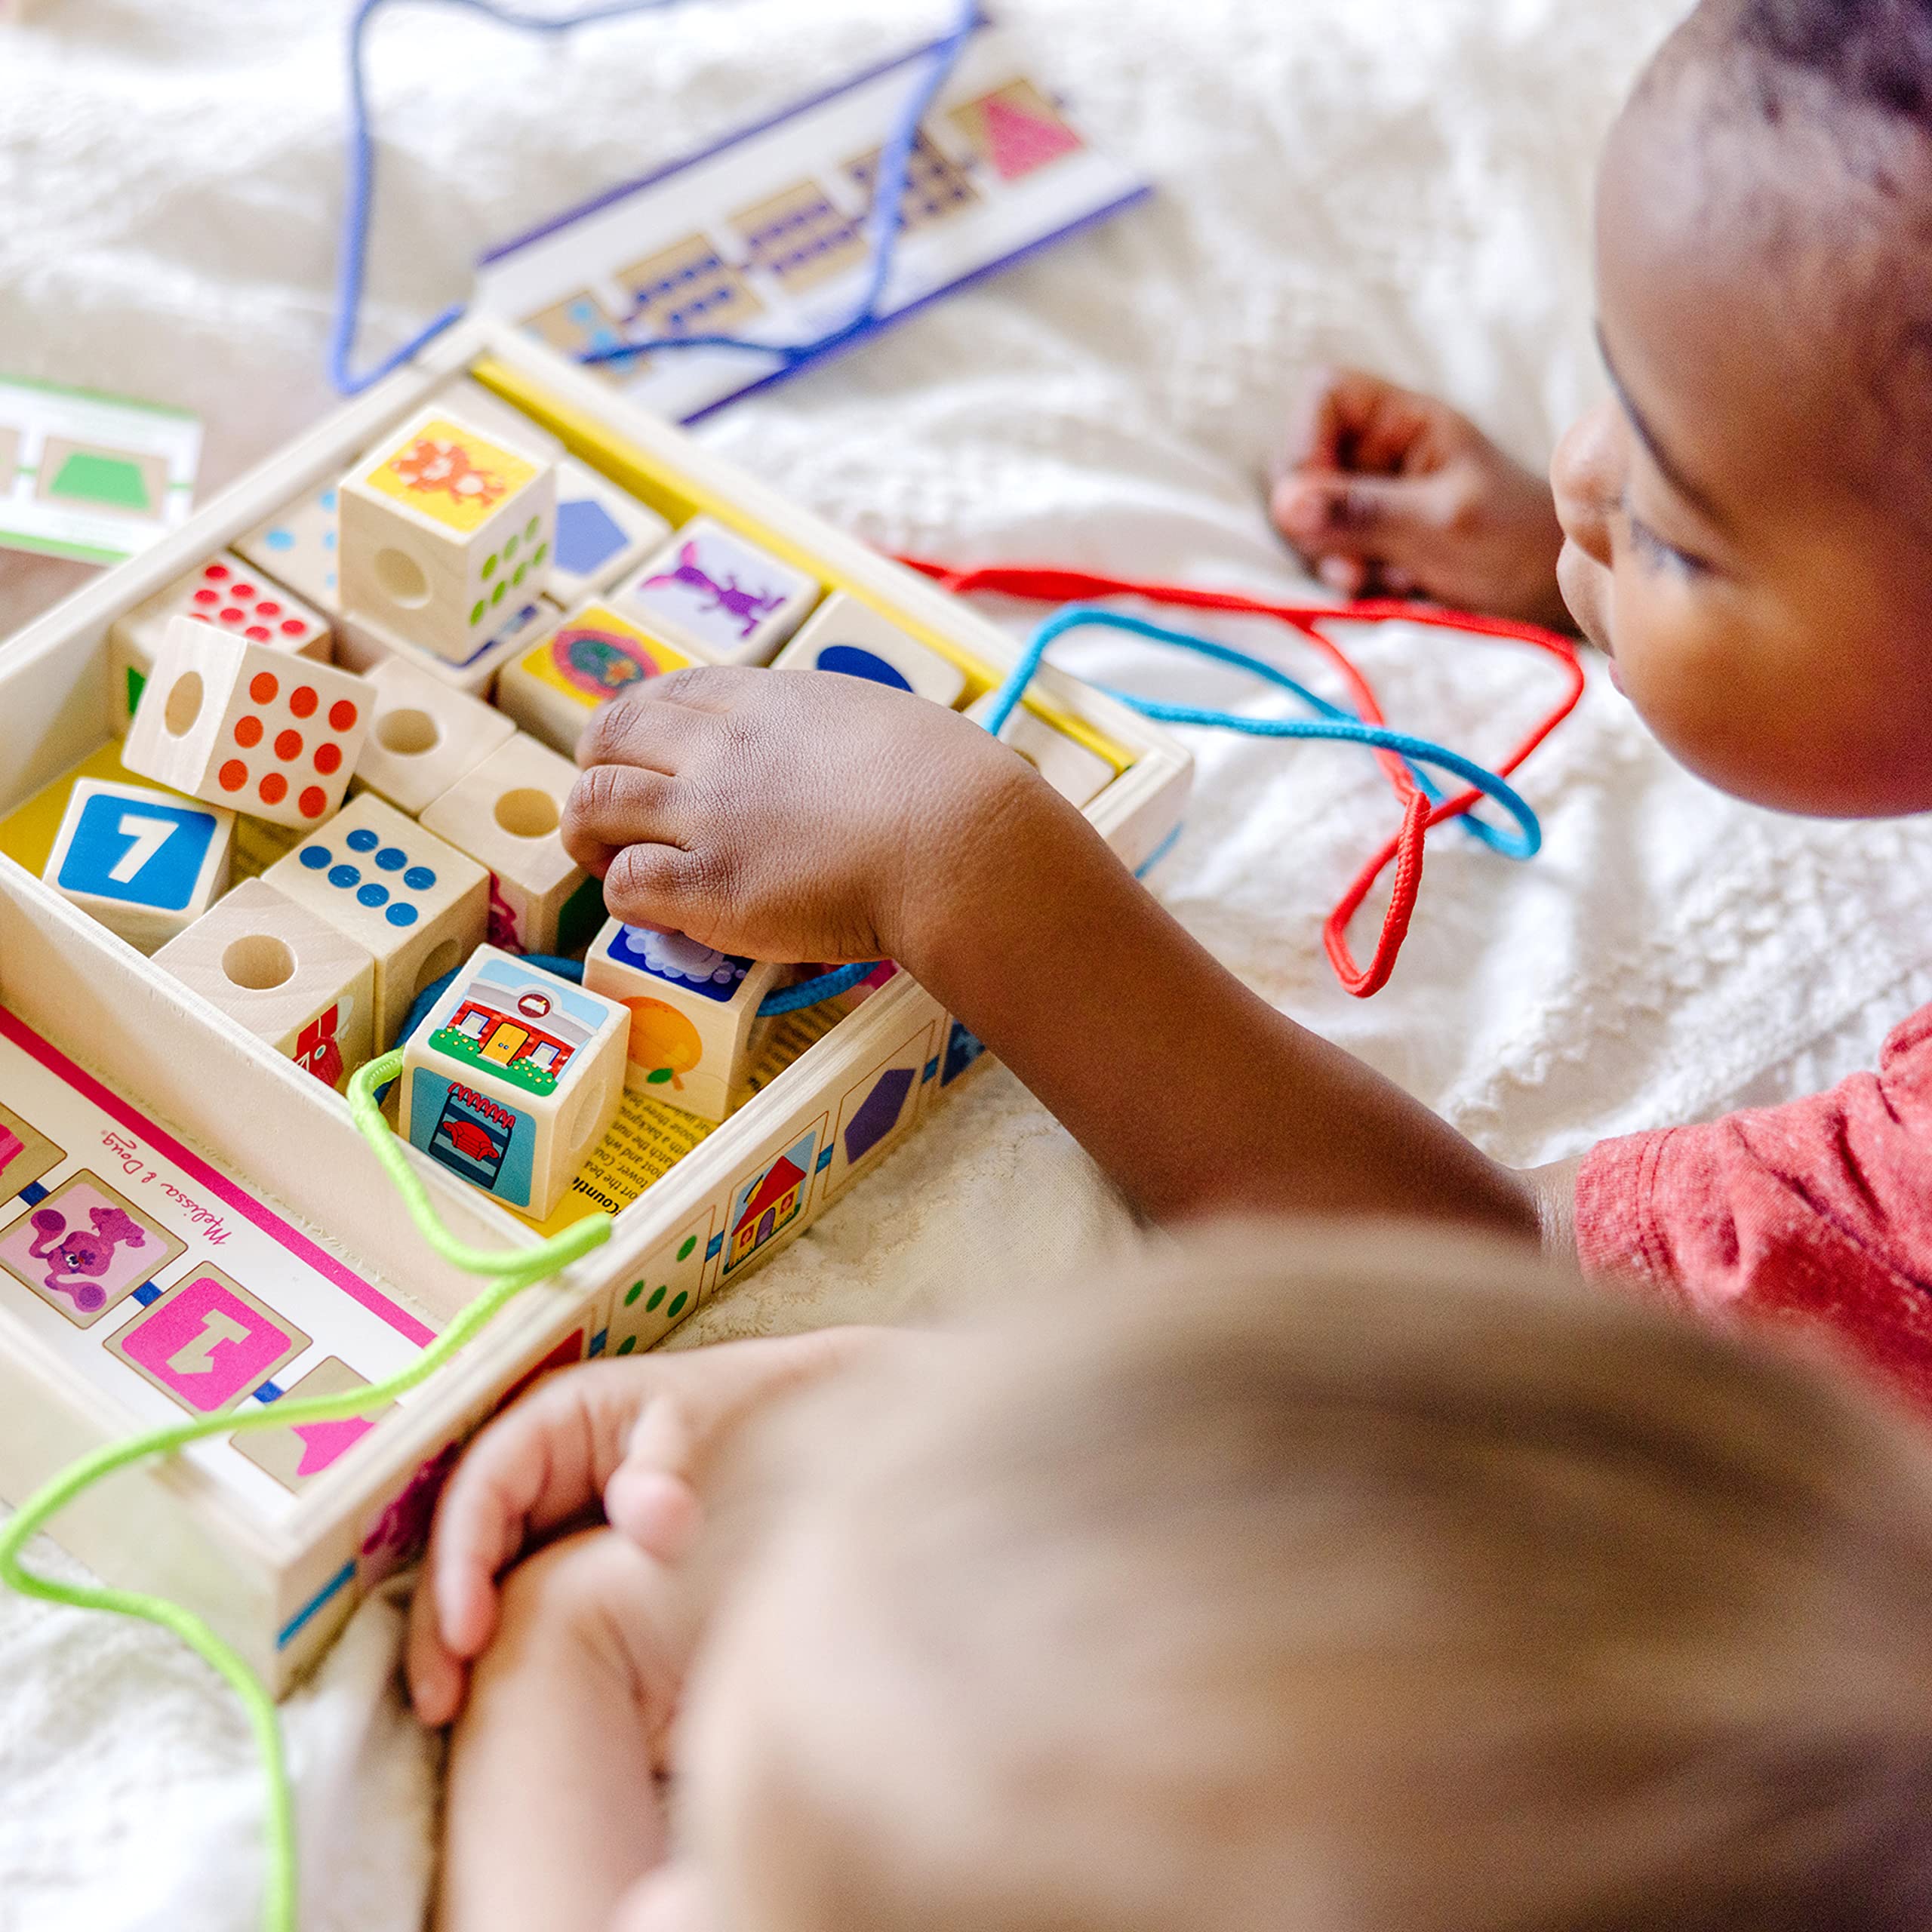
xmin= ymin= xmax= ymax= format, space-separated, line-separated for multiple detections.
xmin=435 ymin=1528 xmax=687 ymax=1932
xmin=565 ymin=672 xmax=1546 ymax=1242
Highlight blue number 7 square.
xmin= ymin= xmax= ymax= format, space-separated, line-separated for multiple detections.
xmin=45 ymin=779 xmax=235 ymax=945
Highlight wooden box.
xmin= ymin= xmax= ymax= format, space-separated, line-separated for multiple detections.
xmin=0 ymin=318 xmax=1189 ymax=1693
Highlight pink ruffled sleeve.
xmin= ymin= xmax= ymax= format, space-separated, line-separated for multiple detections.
xmin=1575 ymin=1004 xmax=1932 ymax=1412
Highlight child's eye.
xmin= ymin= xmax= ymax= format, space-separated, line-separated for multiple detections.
xmin=1622 ymin=503 xmax=1709 ymax=578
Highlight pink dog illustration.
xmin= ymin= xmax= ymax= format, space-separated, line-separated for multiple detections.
xmin=27 ymin=1203 xmax=148 ymax=1315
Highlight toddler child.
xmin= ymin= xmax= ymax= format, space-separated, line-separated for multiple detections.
xmin=549 ymin=0 xmax=1932 ymax=1416
xmin=423 ymin=1225 xmax=1932 ymax=1931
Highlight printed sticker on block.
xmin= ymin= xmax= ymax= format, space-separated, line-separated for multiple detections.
xmin=721 ymin=1120 xmax=826 ymax=1278
xmin=771 ymin=592 xmax=968 ymax=708
xmin=340 ymin=408 xmax=558 ymax=666
xmin=603 ymin=1209 xmax=717 ymax=1358
xmin=43 ymin=778 xmax=234 ymax=954
xmin=496 ymin=599 xmax=700 ymax=758
xmin=399 ymin=949 xmax=629 ymax=1218
xmin=611 ymin=516 xmax=818 ymax=666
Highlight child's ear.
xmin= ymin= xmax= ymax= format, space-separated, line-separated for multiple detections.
xmin=613 ymin=1862 xmax=716 ymax=1932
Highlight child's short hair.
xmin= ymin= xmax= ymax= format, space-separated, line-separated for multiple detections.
xmin=1734 ymin=0 xmax=1932 ymax=120
xmin=694 ymin=1224 xmax=1932 ymax=1932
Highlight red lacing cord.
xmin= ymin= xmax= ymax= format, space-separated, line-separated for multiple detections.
xmin=898 ymin=558 xmax=1586 ymax=998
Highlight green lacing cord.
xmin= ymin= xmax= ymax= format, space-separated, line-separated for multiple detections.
xmin=0 ymin=1050 xmax=613 ymax=1932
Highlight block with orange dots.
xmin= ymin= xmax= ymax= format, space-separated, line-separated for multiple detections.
xmin=583 ymin=917 xmax=785 ymax=1124
xmin=124 ymin=616 xmax=373 ymax=830
xmin=106 ymin=549 xmax=333 ymax=736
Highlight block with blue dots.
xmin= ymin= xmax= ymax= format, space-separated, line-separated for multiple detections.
xmin=261 ymin=792 xmax=489 ymax=1053
xmin=771 ymin=592 xmax=968 ymax=709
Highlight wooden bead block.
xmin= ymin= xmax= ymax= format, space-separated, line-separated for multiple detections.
xmin=260 ymin=792 xmax=489 ymax=1053
xmin=420 ymin=734 xmax=604 ymax=958
xmin=771 ymin=592 xmax=968 ymax=706
xmin=125 ymin=617 xmax=372 ymax=829
xmin=151 ymin=879 xmax=375 ymax=1091
xmin=43 ymin=778 xmax=235 ymax=954
xmin=966 ymin=694 xmax=1115 ymax=808
xmin=353 ymin=657 xmax=516 ymax=817
xmin=235 ymin=485 xmax=343 ymax=619
xmin=337 ymin=594 xmax=561 ymax=700
xmin=583 ymin=918 xmax=784 ymax=1123
xmin=108 ymin=551 xmax=333 ymax=737
xmin=398 ymin=947 xmax=628 ymax=1220
xmin=548 ymin=460 xmax=672 ymax=607
xmin=340 ymin=407 xmax=558 ymax=666
xmin=495 ymin=598 xmax=702 ymax=758
xmin=611 ymin=515 xmax=819 ymax=666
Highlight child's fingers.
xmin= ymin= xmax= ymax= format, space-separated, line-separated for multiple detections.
xmin=1272 ymin=470 xmax=1461 ymax=576
xmin=404 ymin=1577 xmax=470 ymax=1727
xmin=563 ymin=764 xmax=685 ymax=878
xmin=604 ymin=1466 xmax=704 ymax=1563
xmin=424 ymin=1373 xmax=635 ymax=1663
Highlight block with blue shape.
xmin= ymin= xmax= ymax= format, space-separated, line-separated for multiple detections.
xmin=43 ymin=778 xmax=235 ymax=954
xmin=398 ymin=947 xmax=629 ymax=1218
xmin=546 ymin=460 xmax=672 ymax=606
xmin=583 ymin=918 xmax=786 ymax=1124
xmin=771 ymin=592 xmax=968 ymax=708
xmin=261 ymin=792 xmax=489 ymax=1052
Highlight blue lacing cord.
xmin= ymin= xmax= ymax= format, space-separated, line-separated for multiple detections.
xmin=332 ymin=0 xmax=982 ymax=396
xmin=760 ymin=601 xmax=1544 ymax=1009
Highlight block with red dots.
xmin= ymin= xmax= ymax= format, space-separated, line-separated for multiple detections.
xmin=107 ymin=552 xmax=332 ymax=737
xmin=261 ymin=794 xmax=490 ymax=1053
xmin=124 ymin=617 xmax=373 ymax=831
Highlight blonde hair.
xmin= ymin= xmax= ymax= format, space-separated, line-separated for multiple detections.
xmin=684 ymin=1224 xmax=1932 ymax=1932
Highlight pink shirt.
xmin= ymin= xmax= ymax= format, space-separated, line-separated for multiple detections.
xmin=1576 ymin=1004 xmax=1932 ymax=1413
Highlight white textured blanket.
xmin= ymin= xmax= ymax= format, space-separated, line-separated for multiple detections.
xmin=8 ymin=1 xmax=1932 ymax=1925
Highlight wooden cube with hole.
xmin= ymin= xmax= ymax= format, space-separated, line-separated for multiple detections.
xmin=583 ymin=916 xmax=786 ymax=1123
xmin=260 ymin=792 xmax=488 ymax=1053
xmin=398 ymin=947 xmax=628 ymax=1219
xmin=123 ymin=617 xmax=372 ymax=829
xmin=352 ymin=657 xmax=517 ymax=817
xmin=419 ymin=733 xmax=601 ymax=958
xmin=152 ymin=879 xmax=376 ymax=1092
xmin=966 ymin=692 xmax=1115 ymax=808
xmin=340 ymin=406 xmax=558 ymax=667
xmin=107 ymin=551 xmax=334 ymax=737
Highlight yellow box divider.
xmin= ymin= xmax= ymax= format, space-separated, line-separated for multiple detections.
xmin=470 ymin=356 xmax=1134 ymax=776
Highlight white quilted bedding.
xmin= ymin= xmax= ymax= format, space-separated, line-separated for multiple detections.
xmin=9 ymin=1 xmax=1932 ymax=1924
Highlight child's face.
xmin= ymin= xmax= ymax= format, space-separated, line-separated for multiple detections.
xmin=1550 ymin=59 xmax=1932 ymax=817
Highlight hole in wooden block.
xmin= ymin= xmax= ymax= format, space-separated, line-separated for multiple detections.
xmin=415 ymin=939 xmax=465 ymax=998
xmin=377 ymin=707 xmax=441 ymax=758
xmin=495 ymin=788 xmax=560 ymax=840
xmin=163 ymin=671 xmax=205 ymax=737
xmin=222 ymin=935 xmax=297 ymax=992
xmin=374 ymin=546 xmax=431 ymax=610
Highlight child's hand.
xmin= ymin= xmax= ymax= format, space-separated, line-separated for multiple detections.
xmin=565 ymin=666 xmax=1052 ymax=967
xmin=1270 ymin=367 xmax=1573 ymax=630
xmin=404 ymin=1330 xmax=879 ymax=1726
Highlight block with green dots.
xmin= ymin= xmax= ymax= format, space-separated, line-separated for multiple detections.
xmin=603 ymin=1217 xmax=715 ymax=1355
xmin=340 ymin=405 xmax=558 ymax=671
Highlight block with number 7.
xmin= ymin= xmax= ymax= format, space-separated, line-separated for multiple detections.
xmin=43 ymin=778 xmax=235 ymax=953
